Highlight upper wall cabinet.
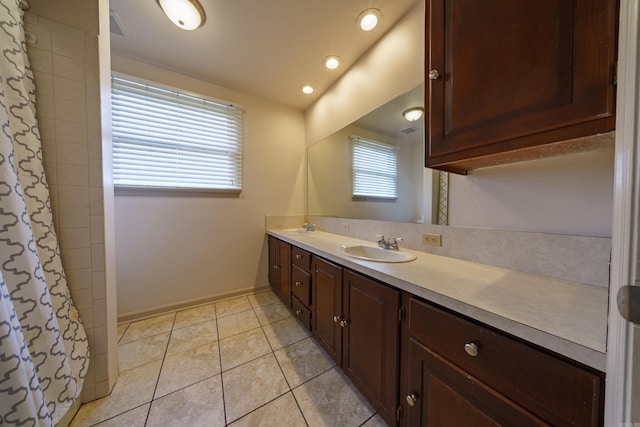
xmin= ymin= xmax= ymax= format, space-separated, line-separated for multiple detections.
xmin=425 ymin=0 xmax=618 ymax=174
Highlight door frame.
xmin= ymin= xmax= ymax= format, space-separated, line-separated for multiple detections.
xmin=605 ymin=0 xmax=640 ymax=423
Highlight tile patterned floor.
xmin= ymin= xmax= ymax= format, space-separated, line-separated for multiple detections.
xmin=70 ymin=290 xmax=388 ymax=427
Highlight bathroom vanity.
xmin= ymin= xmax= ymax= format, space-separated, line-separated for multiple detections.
xmin=267 ymin=230 xmax=607 ymax=426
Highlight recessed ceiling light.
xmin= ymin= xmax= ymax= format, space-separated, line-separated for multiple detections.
xmin=403 ymin=107 xmax=424 ymax=122
xmin=357 ymin=9 xmax=381 ymax=31
xmin=157 ymin=0 xmax=205 ymax=30
xmin=324 ymin=56 xmax=341 ymax=70
xmin=301 ymin=85 xmax=315 ymax=94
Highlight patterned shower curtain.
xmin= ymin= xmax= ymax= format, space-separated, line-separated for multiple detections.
xmin=0 ymin=1 xmax=90 ymax=426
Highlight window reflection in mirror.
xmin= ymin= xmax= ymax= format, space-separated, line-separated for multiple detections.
xmin=308 ymin=83 xmax=448 ymax=225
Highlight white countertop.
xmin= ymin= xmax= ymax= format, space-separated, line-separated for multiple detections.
xmin=267 ymin=229 xmax=609 ymax=371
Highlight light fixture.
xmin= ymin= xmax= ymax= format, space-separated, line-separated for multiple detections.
xmin=157 ymin=0 xmax=205 ymax=30
xmin=357 ymin=9 xmax=382 ymax=31
xmin=403 ymin=107 xmax=424 ymax=122
xmin=301 ymin=85 xmax=315 ymax=94
xmin=323 ymin=56 xmax=341 ymax=70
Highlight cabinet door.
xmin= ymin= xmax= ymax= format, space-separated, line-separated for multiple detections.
xmin=343 ymin=270 xmax=400 ymax=427
xmin=427 ymin=0 xmax=617 ymax=172
xmin=268 ymin=237 xmax=291 ymax=307
xmin=312 ymin=256 xmax=343 ymax=365
xmin=406 ymin=338 xmax=547 ymax=427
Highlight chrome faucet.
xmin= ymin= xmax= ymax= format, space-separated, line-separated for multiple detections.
xmin=302 ymin=223 xmax=315 ymax=232
xmin=376 ymin=235 xmax=402 ymax=250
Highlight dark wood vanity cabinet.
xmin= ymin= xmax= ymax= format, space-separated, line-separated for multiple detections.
xmin=267 ymin=236 xmax=291 ymax=307
xmin=426 ymin=0 xmax=618 ymax=173
xmin=291 ymin=246 xmax=313 ymax=328
xmin=312 ymin=257 xmax=401 ymax=426
xmin=268 ymin=236 xmax=605 ymax=426
xmin=400 ymin=295 xmax=604 ymax=427
xmin=312 ymin=256 xmax=344 ymax=363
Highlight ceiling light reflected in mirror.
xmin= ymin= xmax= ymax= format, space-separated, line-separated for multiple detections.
xmin=403 ymin=107 xmax=424 ymax=122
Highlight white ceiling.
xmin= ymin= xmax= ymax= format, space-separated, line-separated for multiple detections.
xmin=108 ymin=0 xmax=418 ymax=110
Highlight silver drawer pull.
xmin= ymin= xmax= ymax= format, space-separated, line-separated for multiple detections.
xmin=406 ymin=393 xmax=417 ymax=407
xmin=296 ymin=254 xmax=303 ymax=260
xmin=464 ymin=342 xmax=479 ymax=357
xmin=295 ymin=281 xmax=302 ymax=287
xmin=273 ymin=265 xmax=279 ymax=270
xmin=333 ymin=315 xmax=341 ymax=323
xmin=295 ymin=309 xmax=302 ymax=315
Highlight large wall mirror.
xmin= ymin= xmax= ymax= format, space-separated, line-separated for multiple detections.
xmin=308 ymin=84 xmax=448 ymax=225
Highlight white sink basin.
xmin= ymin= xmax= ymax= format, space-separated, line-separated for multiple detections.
xmin=339 ymin=244 xmax=416 ymax=263
xmin=282 ymin=228 xmax=318 ymax=236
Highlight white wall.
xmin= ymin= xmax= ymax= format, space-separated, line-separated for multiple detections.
xmin=112 ymin=55 xmax=306 ymax=317
xmin=448 ymin=145 xmax=615 ymax=237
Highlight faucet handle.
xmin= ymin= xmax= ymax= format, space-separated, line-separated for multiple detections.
xmin=391 ymin=237 xmax=403 ymax=242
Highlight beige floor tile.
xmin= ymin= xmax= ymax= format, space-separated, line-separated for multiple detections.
xmin=223 ymin=353 xmax=290 ymax=423
xmin=220 ymin=328 xmax=272 ymax=371
xmin=217 ymin=309 xmax=260 ymax=340
xmin=274 ymin=337 xmax=335 ymax=388
xmin=116 ymin=323 xmax=129 ymax=343
xmin=247 ymin=290 xmax=280 ymax=308
xmin=119 ymin=313 xmax=175 ymax=344
xmin=118 ymin=332 xmax=169 ymax=372
xmin=228 ymin=392 xmax=306 ymax=427
xmin=92 ymin=404 xmax=149 ymax=427
xmin=262 ymin=317 xmax=311 ymax=350
xmin=155 ymin=341 xmax=221 ymax=398
xmin=174 ymin=303 xmax=216 ymax=329
xmin=215 ymin=295 xmax=253 ymax=318
xmin=166 ymin=319 xmax=217 ymax=355
xmin=362 ymin=414 xmax=389 ymax=427
xmin=147 ymin=376 xmax=225 ymax=427
xmin=293 ymin=367 xmax=375 ymax=427
xmin=253 ymin=301 xmax=292 ymax=326
xmin=70 ymin=361 xmax=161 ymax=426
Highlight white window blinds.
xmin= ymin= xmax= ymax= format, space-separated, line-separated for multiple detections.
xmin=111 ymin=76 xmax=243 ymax=191
xmin=350 ymin=136 xmax=398 ymax=199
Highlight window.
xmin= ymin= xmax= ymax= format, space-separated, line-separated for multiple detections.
xmin=111 ymin=76 xmax=243 ymax=192
xmin=350 ymin=136 xmax=398 ymax=199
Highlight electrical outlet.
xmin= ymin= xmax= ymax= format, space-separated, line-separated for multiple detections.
xmin=422 ymin=233 xmax=442 ymax=247
xmin=340 ymin=223 xmax=349 ymax=232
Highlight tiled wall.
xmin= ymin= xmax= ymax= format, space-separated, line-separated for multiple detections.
xmin=24 ymin=13 xmax=111 ymax=402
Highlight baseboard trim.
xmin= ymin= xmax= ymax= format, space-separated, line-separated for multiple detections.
xmin=117 ymin=284 xmax=271 ymax=324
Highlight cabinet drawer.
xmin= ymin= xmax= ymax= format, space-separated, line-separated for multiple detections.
xmin=408 ymin=298 xmax=602 ymax=427
xmin=292 ymin=247 xmax=311 ymax=270
xmin=292 ymin=296 xmax=311 ymax=331
xmin=292 ymin=264 xmax=311 ymax=307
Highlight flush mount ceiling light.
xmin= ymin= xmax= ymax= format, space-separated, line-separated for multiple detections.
xmin=403 ymin=107 xmax=424 ymax=122
xmin=157 ymin=0 xmax=205 ymax=30
xmin=357 ymin=8 xmax=382 ymax=31
xmin=324 ymin=56 xmax=341 ymax=70
xmin=301 ymin=84 xmax=315 ymax=94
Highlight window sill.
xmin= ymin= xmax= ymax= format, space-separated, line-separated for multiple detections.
xmin=115 ymin=186 xmax=242 ymax=198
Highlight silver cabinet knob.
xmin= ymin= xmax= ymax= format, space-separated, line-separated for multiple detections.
xmin=296 ymin=254 xmax=302 ymax=260
xmin=340 ymin=320 xmax=349 ymax=328
xmin=464 ymin=342 xmax=479 ymax=357
xmin=273 ymin=265 xmax=279 ymax=271
xmin=406 ymin=393 xmax=417 ymax=407
xmin=295 ymin=309 xmax=302 ymax=315
xmin=428 ymin=69 xmax=440 ymax=80
xmin=295 ymin=281 xmax=302 ymax=287
xmin=333 ymin=315 xmax=341 ymax=323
